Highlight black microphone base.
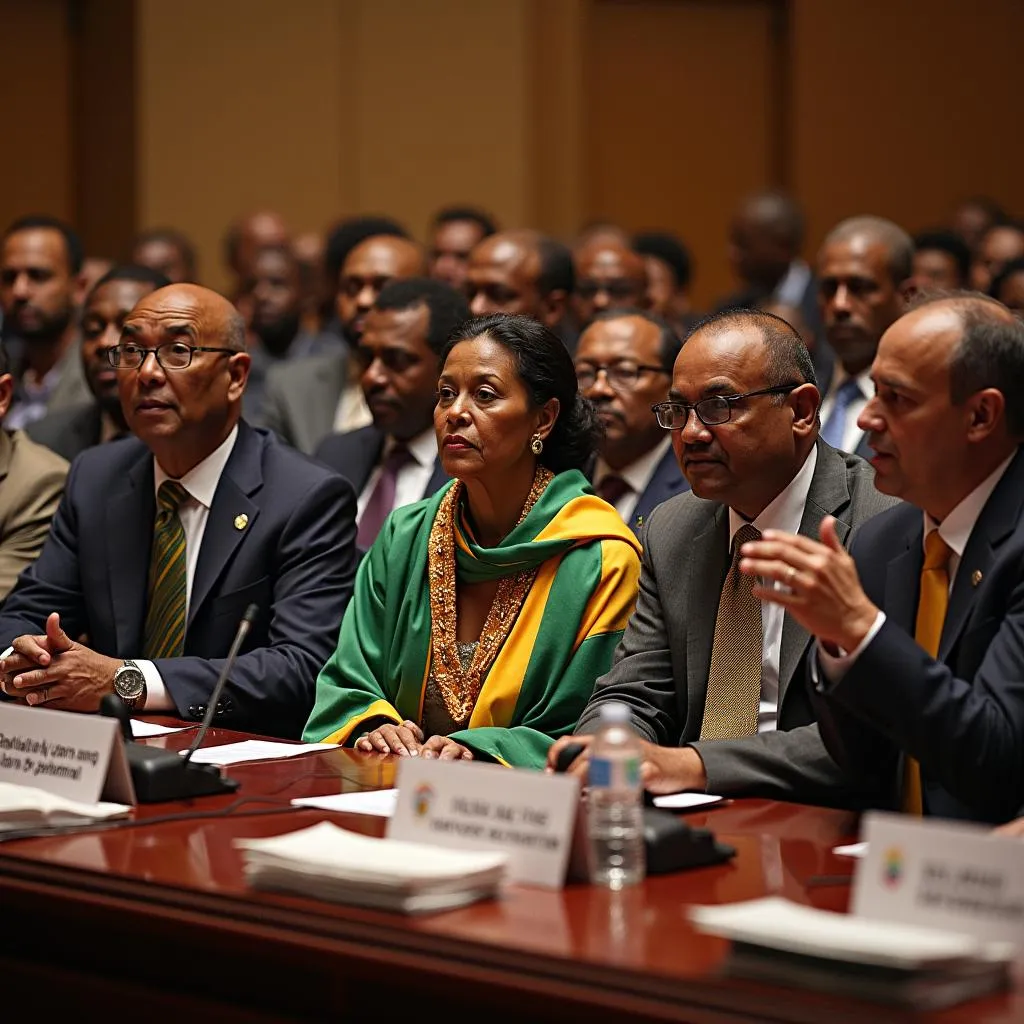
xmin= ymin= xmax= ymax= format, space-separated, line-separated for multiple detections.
xmin=126 ymin=743 xmax=239 ymax=803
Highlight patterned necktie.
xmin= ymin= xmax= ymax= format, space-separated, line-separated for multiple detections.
xmin=904 ymin=530 xmax=953 ymax=815
xmin=357 ymin=443 xmax=414 ymax=549
xmin=143 ymin=480 xmax=189 ymax=659
xmin=596 ymin=473 xmax=632 ymax=507
xmin=820 ymin=377 xmax=862 ymax=449
xmin=701 ymin=523 xmax=763 ymax=740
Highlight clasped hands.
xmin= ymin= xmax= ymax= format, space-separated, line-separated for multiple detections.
xmin=0 ymin=612 xmax=120 ymax=712
xmin=356 ymin=720 xmax=474 ymax=761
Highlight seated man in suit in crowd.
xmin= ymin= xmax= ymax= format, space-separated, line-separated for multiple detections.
xmin=575 ymin=309 xmax=687 ymax=533
xmin=427 ymin=205 xmax=496 ymax=293
xmin=549 ymin=309 xmax=897 ymax=805
xmin=131 ymin=227 xmax=197 ymax=285
xmin=910 ymin=230 xmax=971 ymax=294
xmin=261 ymin=234 xmax=425 ymax=454
xmin=0 ymin=343 xmax=69 ymax=600
xmin=815 ymin=216 xmax=913 ymax=459
xmin=571 ymin=238 xmax=648 ymax=330
xmin=742 ymin=294 xmax=1024 ymax=823
xmin=0 ymin=284 xmax=357 ymax=739
xmin=315 ymin=278 xmax=469 ymax=551
xmin=27 ymin=264 xmax=171 ymax=462
xmin=633 ymin=230 xmax=698 ymax=334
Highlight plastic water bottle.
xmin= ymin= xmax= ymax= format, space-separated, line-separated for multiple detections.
xmin=587 ymin=701 xmax=646 ymax=889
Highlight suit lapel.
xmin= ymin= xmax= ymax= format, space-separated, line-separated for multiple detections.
xmin=0 ymin=430 xmax=13 ymax=483
xmin=687 ymin=504 xmax=729 ymax=731
xmin=188 ymin=424 xmax=263 ymax=625
xmin=299 ymin=355 xmax=347 ymax=454
xmin=631 ymin=448 xmax=687 ymax=533
xmin=106 ymin=448 xmax=155 ymax=654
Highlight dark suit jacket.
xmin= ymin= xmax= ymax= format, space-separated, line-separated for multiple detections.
xmin=26 ymin=401 xmax=103 ymax=463
xmin=0 ymin=421 xmax=358 ymax=739
xmin=589 ymin=447 xmax=689 ymax=535
xmin=259 ymin=350 xmax=348 ymax=454
xmin=812 ymin=446 xmax=1024 ymax=823
xmin=576 ymin=440 xmax=898 ymax=805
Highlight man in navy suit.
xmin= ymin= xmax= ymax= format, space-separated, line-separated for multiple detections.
xmin=743 ymin=293 xmax=1024 ymax=823
xmin=314 ymin=278 xmax=469 ymax=551
xmin=575 ymin=310 xmax=687 ymax=532
xmin=0 ymin=284 xmax=357 ymax=740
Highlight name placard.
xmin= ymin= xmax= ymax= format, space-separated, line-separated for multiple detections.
xmin=852 ymin=811 xmax=1024 ymax=946
xmin=389 ymin=758 xmax=580 ymax=888
xmin=0 ymin=703 xmax=135 ymax=805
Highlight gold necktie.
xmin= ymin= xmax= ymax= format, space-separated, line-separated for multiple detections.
xmin=701 ymin=523 xmax=762 ymax=740
xmin=904 ymin=530 xmax=953 ymax=815
xmin=143 ymin=480 xmax=189 ymax=659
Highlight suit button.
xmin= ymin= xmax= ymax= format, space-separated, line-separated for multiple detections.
xmin=190 ymin=704 xmax=207 ymax=719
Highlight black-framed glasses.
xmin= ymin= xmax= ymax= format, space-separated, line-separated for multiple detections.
xmin=651 ymin=385 xmax=798 ymax=429
xmin=576 ymin=362 xmax=668 ymax=390
xmin=108 ymin=343 xmax=237 ymax=370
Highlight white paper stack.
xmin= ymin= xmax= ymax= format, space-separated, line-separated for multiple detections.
xmin=236 ymin=821 xmax=509 ymax=914
xmin=0 ymin=781 xmax=131 ymax=833
xmin=689 ymin=896 xmax=1014 ymax=1010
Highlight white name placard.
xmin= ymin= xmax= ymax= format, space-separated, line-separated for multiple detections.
xmin=852 ymin=811 xmax=1024 ymax=947
xmin=0 ymin=703 xmax=134 ymax=805
xmin=389 ymin=758 xmax=580 ymax=888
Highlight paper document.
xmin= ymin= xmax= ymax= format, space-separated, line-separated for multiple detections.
xmin=0 ymin=781 xmax=131 ymax=832
xmin=652 ymin=792 xmax=724 ymax=811
xmin=833 ymin=841 xmax=868 ymax=858
xmin=292 ymin=789 xmax=398 ymax=817
xmin=183 ymin=740 xmax=335 ymax=766
xmin=131 ymin=720 xmax=192 ymax=739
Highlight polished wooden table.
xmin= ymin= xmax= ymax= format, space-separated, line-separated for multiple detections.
xmin=0 ymin=721 xmax=1020 ymax=1022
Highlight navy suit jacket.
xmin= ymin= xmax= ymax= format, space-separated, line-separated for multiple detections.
xmin=813 ymin=446 xmax=1024 ymax=823
xmin=629 ymin=447 xmax=689 ymax=533
xmin=0 ymin=421 xmax=358 ymax=739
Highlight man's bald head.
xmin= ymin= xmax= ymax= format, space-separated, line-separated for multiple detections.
xmin=337 ymin=234 xmax=426 ymax=342
xmin=822 ymin=216 xmax=914 ymax=286
xmin=130 ymin=283 xmax=247 ymax=351
xmin=728 ymin=190 xmax=805 ymax=291
xmin=225 ymin=211 xmax=290 ymax=279
xmin=571 ymin=240 xmax=648 ymax=327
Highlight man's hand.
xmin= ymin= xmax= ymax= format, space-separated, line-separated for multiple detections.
xmin=739 ymin=516 xmax=880 ymax=652
xmin=354 ymin=720 xmax=425 ymax=757
xmin=546 ymin=734 xmax=594 ymax=780
xmin=0 ymin=613 xmax=122 ymax=712
xmin=420 ymin=735 xmax=473 ymax=761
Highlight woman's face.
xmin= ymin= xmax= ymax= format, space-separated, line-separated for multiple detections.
xmin=435 ymin=335 xmax=556 ymax=483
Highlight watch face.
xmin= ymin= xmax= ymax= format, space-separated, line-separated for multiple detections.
xmin=116 ymin=669 xmax=145 ymax=700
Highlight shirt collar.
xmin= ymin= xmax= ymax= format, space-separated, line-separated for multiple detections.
xmin=773 ymin=260 xmax=812 ymax=307
xmin=923 ymin=451 xmax=1016 ymax=558
xmin=386 ymin=427 xmax=437 ymax=469
xmin=728 ymin=445 xmax=818 ymax=545
xmin=594 ymin=436 xmax=673 ymax=495
xmin=153 ymin=424 xmax=239 ymax=509
xmin=827 ymin=363 xmax=873 ymax=398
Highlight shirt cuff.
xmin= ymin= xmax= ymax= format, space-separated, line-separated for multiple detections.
xmin=815 ymin=611 xmax=887 ymax=687
xmin=135 ymin=660 xmax=175 ymax=711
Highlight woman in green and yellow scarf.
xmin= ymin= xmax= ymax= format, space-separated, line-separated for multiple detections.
xmin=304 ymin=314 xmax=642 ymax=769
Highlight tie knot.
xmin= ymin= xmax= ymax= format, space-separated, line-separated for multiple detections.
xmin=837 ymin=377 xmax=862 ymax=400
xmin=383 ymin=442 xmax=414 ymax=474
xmin=923 ymin=530 xmax=953 ymax=570
xmin=732 ymin=522 xmax=761 ymax=556
xmin=157 ymin=480 xmax=188 ymax=513
xmin=596 ymin=473 xmax=632 ymax=505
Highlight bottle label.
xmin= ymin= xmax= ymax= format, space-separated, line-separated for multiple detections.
xmin=589 ymin=755 xmax=641 ymax=790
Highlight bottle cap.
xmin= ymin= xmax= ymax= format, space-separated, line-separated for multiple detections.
xmin=599 ymin=700 xmax=630 ymax=724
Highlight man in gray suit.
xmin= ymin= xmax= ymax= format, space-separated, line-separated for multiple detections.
xmin=548 ymin=309 xmax=897 ymax=806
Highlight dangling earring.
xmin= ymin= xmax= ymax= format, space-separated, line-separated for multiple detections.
xmin=530 ymin=434 xmax=544 ymax=456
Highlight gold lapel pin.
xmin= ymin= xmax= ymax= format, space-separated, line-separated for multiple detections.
xmin=234 ymin=513 xmax=249 ymax=531
xmin=971 ymin=569 xmax=983 ymax=587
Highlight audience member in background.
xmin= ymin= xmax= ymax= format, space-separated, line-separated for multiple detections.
xmin=742 ymin=295 xmax=1024 ymax=823
xmin=222 ymin=210 xmax=290 ymax=298
xmin=27 ymin=265 xmax=169 ymax=462
xmin=574 ymin=221 xmax=630 ymax=252
xmin=815 ymin=215 xmax=913 ymax=458
xmin=950 ymin=196 xmax=1007 ymax=255
xmin=79 ymin=257 xmax=113 ymax=296
xmin=315 ymin=278 xmax=467 ymax=551
xmin=465 ymin=229 xmax=574 ymax=333
xmin=633 ymin=230 xmax=696 ymax=332
xmin=571 ymin=238 xmax=648 ymax=329
xmin=261 ymin=234 xmax=424 ymax=453
xmin=292 ymin=230 xmax=326 ymax=335
xmin=911 ymin=230 xmax=971 ymax=293
xmin=549 ymin=310 xmax=896 ymax=805
xmin=0 ymin=343 xmax=69 ymax=600
xmin=971 ymin=221 xmax=1024 ymax=294
xmin=239 ymin=245 xmax=343 ymax=423
xmin=575 ymin=310 xmax=686 ymax=533
xmin=990 ymin=258 xmax=1024 ymax=317
xmin=762 ymin=300 xmax=816 ymax=355
xmin=0 ymin=283 xmax=357 ymax=739
xmin=304 ymin=313 xmax=641 ymax=769
xmin=0 ymin=216 xmax=91 ymax=429
xmin=427 ymin=205 xmax=497 ymax=293
xmin=131 ymin=227 xmax=197 ymax=284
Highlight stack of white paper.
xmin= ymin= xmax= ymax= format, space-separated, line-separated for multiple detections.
xmin=0 ymin=781 xmax=131 ymax=833
xmin=236 ymin=821 xmax=509 ymax=914
xmin=689 ymin=897 xmax=1013 ymax=1009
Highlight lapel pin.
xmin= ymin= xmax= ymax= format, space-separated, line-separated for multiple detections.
xmin=234 ymin=514 xmax=249 ymax=531
xmin=635 ymin=515 xmax=644 ymax=529
xmin=971 ymin=569 xmax=983 ymax=587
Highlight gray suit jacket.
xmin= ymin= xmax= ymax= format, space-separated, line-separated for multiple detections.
xmin=576 ymin=439 xmax=899 ymax=806
xmin=259 ymin=350 xmax=348 ymax=455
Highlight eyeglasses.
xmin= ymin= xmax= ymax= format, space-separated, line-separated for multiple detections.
xmin=108 ymin=343 xmax=237 ymax=370
xmin=576 ymin=362 xmax=668 ymax=390
xmin=651 ymin=385 xmax=798 ymax=429
xmin=574 ymin=280 xmax=640 ymax=301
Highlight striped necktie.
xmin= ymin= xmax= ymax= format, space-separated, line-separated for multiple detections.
xmin=143 ymin=480 xmax=189 ymax=659
xmin=903 ymin=530 xmax=952 ymax=815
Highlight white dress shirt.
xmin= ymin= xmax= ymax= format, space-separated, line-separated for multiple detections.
xmin=773 ymin=260 xmax=812 ymax=308
xmin=332 ymin=373 xmax=372 ymax=434
xmin=355 ymin=427 xmax=438 ymax=526
xmin=138 ymin=425 xmax=239 ymax=710
xmin=592 ymin=436 xmax=673 ymax=525
xmin=818 ymin=366 xmax=873 ymax=454
xmin=726 ymin=445 xmax=818 ymax=733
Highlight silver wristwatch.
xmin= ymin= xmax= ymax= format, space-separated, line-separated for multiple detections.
xmin=113 ymin=659 xmax=147 ymax=710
